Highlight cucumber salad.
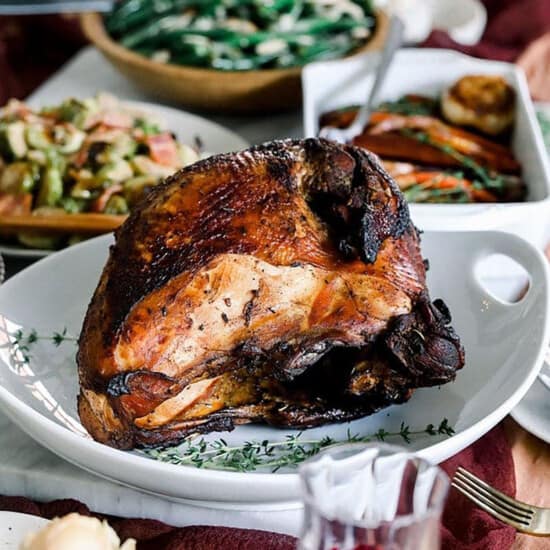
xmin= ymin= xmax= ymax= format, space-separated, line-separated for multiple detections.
xmin=0 ymin=93 xmax=200 ymax=249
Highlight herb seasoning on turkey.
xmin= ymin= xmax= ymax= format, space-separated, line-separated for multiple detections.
xmin=77 ymin=139 xmax=464 ymax=450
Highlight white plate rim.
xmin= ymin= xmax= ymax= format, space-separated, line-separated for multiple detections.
xmin=510 ymin=378 xmax=550 ymax=444
xmin=509 ymin=103 xmax=550 ymax=444
xmin=0 ymin=511 xmax=49 ymax=547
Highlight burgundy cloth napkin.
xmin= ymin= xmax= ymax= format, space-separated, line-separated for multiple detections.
xmin=0 ymin=424 xmax=516 ymax=550
xmin=439 ymin=424 xmax=516 ymax=549
xmin=0 ymin=495 xmax=296 ymax=550
xmin=422 ymin=0 xmax=550 ymax=63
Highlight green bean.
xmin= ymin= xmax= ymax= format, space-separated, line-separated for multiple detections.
xmin=159 ymin=28 xmax=238 ymax=43
xmin=291 ymin=18 xmax=364 ymax=35
xmin=271 ymin=0 xmax=298 ymax=11
xmin=224 ymin=31 xmax=288 ymax=49
xmin=256 ymin=0 xmax=296 ymax=24
xmin=107 ymin=0 xmax=213 ymax=35
xmin=120 ymin=15 xmax=185 ymax=48
xmin=199 ymin=0 xmax=225 ymax=18
xmin=171 ymin=50 xmax=212 ymax=67
xmin=132 ymin=46 xmax=158 ymax=57
xmin=106 ymin=0 xmax=173 ymax=34
xmin=124 ymin=23 xmax=239 ymax=49
xmin=211 ymin=53 xmax=280 ymax=71
xmin=298 ymin=42 xmax=354 ymax=64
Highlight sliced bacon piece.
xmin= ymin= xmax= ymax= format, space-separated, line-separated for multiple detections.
xmin=0 ymin=193 xmax=33 ymax=215
xmin=84 ymin=111 xmax=133 ymax=130
xmin=90 ymin=183 xmax=124 ymax=213
xmin=145 ymin=133 xmax=180 ymax=166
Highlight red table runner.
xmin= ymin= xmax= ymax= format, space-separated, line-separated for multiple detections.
xmin=0 ymin=423 xmax=519 ymax=549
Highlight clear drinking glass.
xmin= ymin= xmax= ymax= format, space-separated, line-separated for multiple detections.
xmin=298 ymin=443 xmax=449 ymax=550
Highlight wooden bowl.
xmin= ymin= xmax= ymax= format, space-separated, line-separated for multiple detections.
xmin=81 ymin=11 xmax=388 ymax=114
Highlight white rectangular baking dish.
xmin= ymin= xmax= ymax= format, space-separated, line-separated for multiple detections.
xmin=303 ymin=48 xmax=550 ymax=247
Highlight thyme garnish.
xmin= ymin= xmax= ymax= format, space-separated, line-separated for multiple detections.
xmin=8 ymin=329 xmax=455 ymax=473
xmin=11 ymin=327 xmax=77 ymax=363
xmin=141 ymin=419 xmax=455 ymax=472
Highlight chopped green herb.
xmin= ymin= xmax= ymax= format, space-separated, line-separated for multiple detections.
xmin=134 ymin=117 xmax=162 ymax=136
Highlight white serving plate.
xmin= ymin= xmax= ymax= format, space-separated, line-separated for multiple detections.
xmin=303 ymin=49 xmax=550 ymax=248
xmin=0 ymin=230 xmax=548 ymax=505
xmin=0 ymin=512 xmax=49 ymax=549
xmin=0 ymin=100 xmax=249 ymax=259
xmin=512 ymin=376 xmax=550 ymax=444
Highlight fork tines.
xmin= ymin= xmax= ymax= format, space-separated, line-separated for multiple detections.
xmin=452 ymin=467 xmax=535 ymax=530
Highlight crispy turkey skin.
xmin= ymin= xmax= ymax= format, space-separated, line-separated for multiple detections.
xmin=77 ymin=139 xmax=464 ymax=449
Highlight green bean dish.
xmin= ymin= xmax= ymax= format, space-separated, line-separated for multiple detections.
xmin=105 ymin=0 xmax=376 ymax=70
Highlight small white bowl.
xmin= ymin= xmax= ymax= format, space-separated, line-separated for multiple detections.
xmin=429 ymin=0 xmax=487 ymax=46
xmin=303 ymin=48 xmax=550 ymax=249
xmin=374 ymin=0 xmax=486 ymax=45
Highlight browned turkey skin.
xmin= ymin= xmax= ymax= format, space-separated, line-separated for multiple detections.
xmin=77 ymin=139 xmax=464 ymax=450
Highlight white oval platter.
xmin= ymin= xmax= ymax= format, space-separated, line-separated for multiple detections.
xmin=0 ymin=230 xmax=547 ymax=504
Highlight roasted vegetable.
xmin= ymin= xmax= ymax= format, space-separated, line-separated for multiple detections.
xmin=36 ymin=165 xmax=63 ymax=208
xmin=321 ymin=92 xmax=525 ymax=204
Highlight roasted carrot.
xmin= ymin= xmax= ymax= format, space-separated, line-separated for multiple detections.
xmin=321 ymin=108 xmax=521 ymax=175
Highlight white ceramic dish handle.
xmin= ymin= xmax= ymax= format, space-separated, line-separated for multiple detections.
xmin=468 ymin=231 xmax=549 ymax=311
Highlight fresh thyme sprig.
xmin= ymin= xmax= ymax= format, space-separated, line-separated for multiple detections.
xmin=142 ymin=419 xmax=454 ymax=473
xmin=10 ymin=327 xmax=77 ymax=363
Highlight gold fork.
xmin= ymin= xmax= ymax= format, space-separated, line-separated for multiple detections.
xmin=452 ymin=467 xmax=550 ymax=536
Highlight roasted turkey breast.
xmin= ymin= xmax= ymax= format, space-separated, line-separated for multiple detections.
xmin=77 ymin=139 xmax=464 ymax=449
